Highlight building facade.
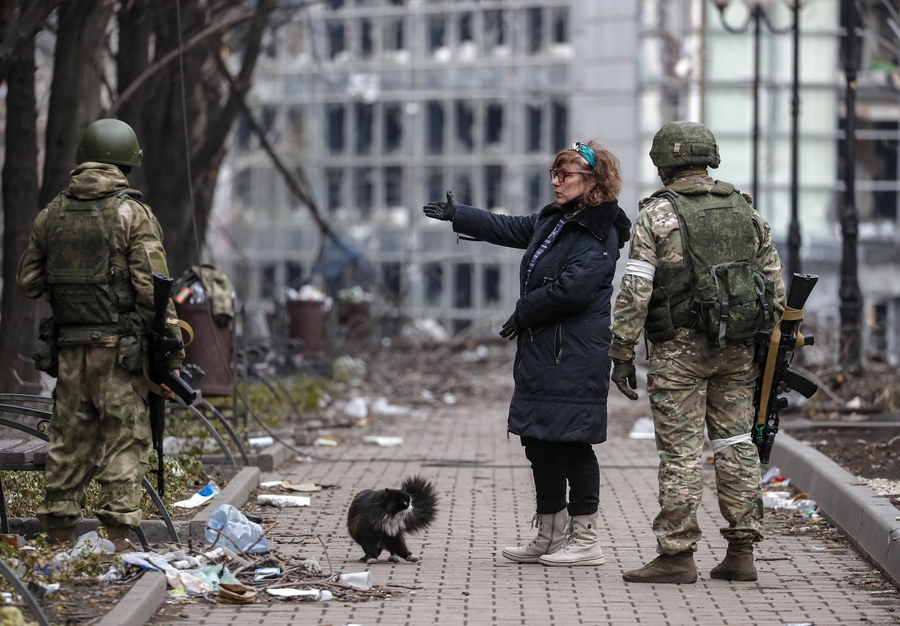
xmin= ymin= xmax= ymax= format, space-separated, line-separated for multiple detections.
xmin=212 ymin=0 xmax=900 ymax=361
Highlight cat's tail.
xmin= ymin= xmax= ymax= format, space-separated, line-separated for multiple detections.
xmin=402 ymin=475 xmax=438 ymax=532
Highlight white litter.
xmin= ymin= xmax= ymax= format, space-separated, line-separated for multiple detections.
xmin=257 ymin=494 xmax=311 ymax=508
xmin=248 ymin=436 xmax=274 ymax=448
xmin=362 ymin=436 xmax=403 ymax=447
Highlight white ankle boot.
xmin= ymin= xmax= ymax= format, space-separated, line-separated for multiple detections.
xmin=538 ymin=513 xmax=605 ymax=567
xmin=501 ymin=509 xmax=568 ymax=563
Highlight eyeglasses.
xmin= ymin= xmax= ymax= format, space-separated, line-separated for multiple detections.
xmin=549 ymin=168 xmax=589 ymax=183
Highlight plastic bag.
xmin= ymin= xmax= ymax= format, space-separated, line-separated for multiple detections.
xmin=204 ymin=504 xmax=269 ymax=555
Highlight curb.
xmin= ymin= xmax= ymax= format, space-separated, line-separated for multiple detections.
xmin=199 ymin=442 xmax=291 ymax=472
xmin=95 ymin=571 xmax=167 ymax=626
xmin=769 ymin=432 xmax=900 ymax=590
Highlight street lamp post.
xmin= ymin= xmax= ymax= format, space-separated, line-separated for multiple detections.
xmin=711 ymin=0 xmax=803 ymax=280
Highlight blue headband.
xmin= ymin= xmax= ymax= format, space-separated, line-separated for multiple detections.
xmin=572 ymin=141 xmax=597 ymax=168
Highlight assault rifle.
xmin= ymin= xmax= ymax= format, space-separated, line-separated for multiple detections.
xmin=148 ymin=272 xmax=197 ymax=496
xmin=751 ymin=273 xmax=819 ymax=464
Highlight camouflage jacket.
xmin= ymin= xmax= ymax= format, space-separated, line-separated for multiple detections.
xmin=609 ymin=171 xmax=786 ymax=361
xmin=17 ymin=162 xmax=184 ymax=367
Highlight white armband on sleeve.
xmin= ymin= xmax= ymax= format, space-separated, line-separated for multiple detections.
xmin=624 ymin=259 xmax=656 ymax=281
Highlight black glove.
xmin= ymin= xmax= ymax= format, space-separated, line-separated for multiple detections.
xmin=611 ymin=357 xmax=638 ymax=401
xmin=499 ymin=313 xmax=520 ymax=340
xmin=423 ymin=190 xmax=459 ymax=221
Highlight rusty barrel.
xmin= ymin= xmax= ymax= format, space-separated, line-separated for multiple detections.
xmin=175 ymin=302 xmax=233 ymax=396
xmin=287 ymin=300 xmax=326 ymax=357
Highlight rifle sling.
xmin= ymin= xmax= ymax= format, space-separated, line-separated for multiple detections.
xmin=756 ymin=305 xmax=804 ymax=427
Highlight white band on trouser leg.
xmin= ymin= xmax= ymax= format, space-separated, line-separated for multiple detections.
xmin=710 ymin=433 xmax=752 ymax=455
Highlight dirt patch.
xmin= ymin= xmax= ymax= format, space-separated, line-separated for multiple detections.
xmin=785 ymin=424 xmax=900 ymax=480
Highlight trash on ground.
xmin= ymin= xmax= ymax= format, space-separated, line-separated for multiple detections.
xmin=217 ymin=582 xmax=257 ymax=604
xmin=362 ymin=435 xmax=403 ymax=447
xmin=260 ymin=480 xmax=323 ymax=492
xmin=248 ymin=436 xmax=275 ymax=448
xmin=340 ymin=571 xmax=374 ymax=590
xmin=257 ymin=494 xmax=311 ymax=508
xmin=343 ymin=397 xmax=369 ymax=419
xmin=628 ymin=417 xmax=655 ymax=439
xmin=371 ymin=397 xmax=411 ymax=416
xmin=313 ymin=436 xmax=339 ymax=447
xmin=254 ymin=567 xmax=281 ymax=581
xmin=267 ymin=587 xmax=333 ymax=601
xmin=443 ymin=393 xmax=457 ymax=405
xmin=173 ymin=482 xmax=220 ymax=508
xmin=205 ymin=504 xmax=270 ymax=554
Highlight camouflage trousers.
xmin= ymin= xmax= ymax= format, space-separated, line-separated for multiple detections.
xmin=646 ymin=330 xmax=763 ymax=555
xmin=37 ymin=344 xmax=150 ymax=530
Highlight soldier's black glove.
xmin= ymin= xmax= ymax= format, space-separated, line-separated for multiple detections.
xmin=611 ymin=357 xmax=638 ymax=401
xmin=499 ymin=313 xmax=520 ymax=340
xmin=423 ymin=190 xmax=459 ymax=221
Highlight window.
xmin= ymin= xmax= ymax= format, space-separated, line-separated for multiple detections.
xmin=327 ymin=20 xmax=345 ymax=59
xmin=425 ymin=262 xmax=443 ymax=306
xmin=551 ymin=7 xmax=569 ymax=44
xmin=384 ymin=15 xmax=405 ymax=52
xmin=458 ymin=12 xmax=474 ymax=43
xmin=454 ymin=169 xmax=473 ymax=205
xmin=381 ymin=262 xmax=402 ymax=299
xmin=484 ymin=165 xmax=503 ymax=209
xmin=385 ymin=166 xmax=403 ymax=206
xmin=485 ymin=102 xmax=503 ymax=146
xmin=456 ymin=100 xmax=474 ymax=152
xmin=286 ymin=107 xmax=304 ymax=149
xmin=526 ymin=104 xmax=542 ymax=153
xmin=527 ymin=169 xmax=543 ymax=209
xmin=237 ymin=115 xmax=253 ymax=150
xmin=483 ymin=264 xmax=501 ymax=304
xmin=286 ymin=261 xmax=304 ymax=289
xmin=427 ymin=167 xmax=443 ymax=201
xmin=551 ymin=100 xmax=568 ymax=152
xmin=428 ymin=15 xmax=446 ymax=56
xmin=426 ymin=101 xmax=445 ymax=154
xmin=355 ymin=167 xmax=374 ymax=216
xmin=527 ymin=8 xmax=543 ymax=54
xmin=360 ymin=18 xmax=373 ymax=58
xmin=326 ymin=104 xmax=345 ymax=153
xmin=484 ymin=10 xmax=505 ymax=55
xmin=325 ymin=168 xmax=343 ymax=212
xmin=355 ymin=102 xmax=374 ymax=154
xmin=384 ymin=103 xmax=402 ymax=153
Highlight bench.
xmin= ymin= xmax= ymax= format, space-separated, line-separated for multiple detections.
xmin=0 ymin=394 xmax=178 ymax=547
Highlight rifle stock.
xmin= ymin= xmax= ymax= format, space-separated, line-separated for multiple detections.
xmin=148 ymin=272 xmax=197 ymax=495
xmin=751 ymin=273 xmax=819 ymax=464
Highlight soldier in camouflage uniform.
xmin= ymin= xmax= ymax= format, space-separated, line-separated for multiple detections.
xmin=609 ymin=121 xmax=785 ymax=584
xmin=17 ymin=119 xmax=183 ymax=551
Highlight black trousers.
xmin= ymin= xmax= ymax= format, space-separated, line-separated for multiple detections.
xmin=522 ymin=436 xmax=600 ymax=517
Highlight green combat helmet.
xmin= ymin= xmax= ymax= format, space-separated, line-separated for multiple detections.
xmin=75 ymin=118 xmax=143 ymax=168
xmin=649 ymin=121 xmax=720 ymax=170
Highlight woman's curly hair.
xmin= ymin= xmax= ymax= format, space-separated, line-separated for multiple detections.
xmin=552 ymin=140 xmax=622 ymax=206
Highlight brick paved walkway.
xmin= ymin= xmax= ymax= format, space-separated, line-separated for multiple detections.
xmin=150 ymin=362 xmax=900 ymax=625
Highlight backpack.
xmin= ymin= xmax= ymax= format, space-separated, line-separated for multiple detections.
xmin=646 ymin=182 xmax=775 ymax=347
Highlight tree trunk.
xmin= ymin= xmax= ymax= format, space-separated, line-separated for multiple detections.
xmin=0 ymin=5 xmax=42 ymax=394
xmin=40 ymin=0 xmax=114 ymax=207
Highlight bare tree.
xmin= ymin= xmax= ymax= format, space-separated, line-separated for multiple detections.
xmin=0 ymin=0 xmax=281 ymax=392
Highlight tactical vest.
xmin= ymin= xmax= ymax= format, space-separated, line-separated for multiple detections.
xmin=644 ymin=181 xmax=775 ymax=347
xmin=43 ymin=192 xmax=137 ymax=331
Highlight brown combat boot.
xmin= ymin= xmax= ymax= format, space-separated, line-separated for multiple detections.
xmin=622 ymin=550 xmax=697 ymax=584
xmin=104 ymin=525 xmax=136 ymax=553
xmin=47 ymin=528 xmax=75 ymax=548
xmin=710 ymin=542 xmax=757 ymax=581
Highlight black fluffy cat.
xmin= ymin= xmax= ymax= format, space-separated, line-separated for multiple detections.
xmin=347 ymin=475 xmax=438 ymax=563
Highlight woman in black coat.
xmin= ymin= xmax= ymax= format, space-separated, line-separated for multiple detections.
xmin=423 ymin=140 xmax=631 ymax=567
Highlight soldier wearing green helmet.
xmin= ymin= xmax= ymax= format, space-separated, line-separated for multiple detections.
xmin=609 ymin=121 xmax=786 ymax=584
xmin=17 ymin=118 xmax=182 ymax=552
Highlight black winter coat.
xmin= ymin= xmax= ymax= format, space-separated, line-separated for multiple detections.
xmin=451 ymin=198 xmax=632 ymax=444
